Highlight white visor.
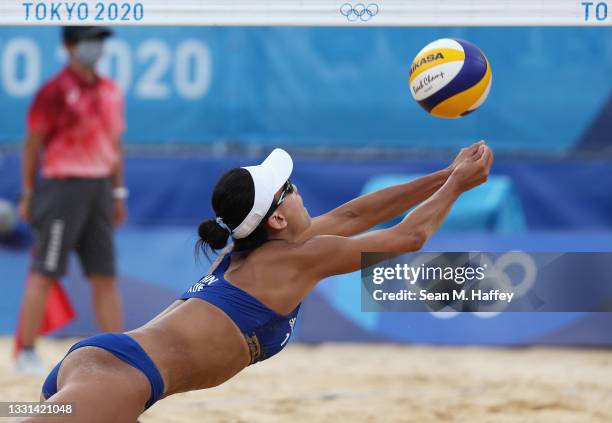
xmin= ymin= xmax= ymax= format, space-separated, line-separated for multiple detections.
xmin=231 ymin=148 xmax=293 ymax=239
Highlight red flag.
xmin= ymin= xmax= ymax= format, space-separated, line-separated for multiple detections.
xmin=14 ymin=278 xmax=75 ymax=358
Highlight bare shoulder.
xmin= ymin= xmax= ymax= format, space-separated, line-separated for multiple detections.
xmin=252 ymin=236 xmax=356 ymax=286
xmin=239 ymin=240 xmax=319 ymax=282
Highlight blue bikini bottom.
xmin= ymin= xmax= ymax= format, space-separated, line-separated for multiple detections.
xmin=41 ymin=332 xmax=164 ymax=410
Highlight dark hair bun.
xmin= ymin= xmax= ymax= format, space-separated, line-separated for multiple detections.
xmin=197 ymin=219 xmax=230 ymax=251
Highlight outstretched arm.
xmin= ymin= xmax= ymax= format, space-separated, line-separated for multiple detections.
xmin=293 ymin=143 xmax=493 ymax=282
xmin=297 ymin=141 xmax=484 ymax=241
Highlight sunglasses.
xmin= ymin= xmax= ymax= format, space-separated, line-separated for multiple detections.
xmin=275 ymin=180 xmax=294 ymax=207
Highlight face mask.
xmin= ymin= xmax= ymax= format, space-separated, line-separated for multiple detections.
xmin=75 ymin=40 xmax=104 ymax=67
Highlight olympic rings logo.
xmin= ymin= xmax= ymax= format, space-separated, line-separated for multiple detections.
xmin=340 ymin=3 xmax=379 ymax=22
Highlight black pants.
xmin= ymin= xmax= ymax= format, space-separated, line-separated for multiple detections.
xmin=31 ymin=177 xmax=115 ymax=278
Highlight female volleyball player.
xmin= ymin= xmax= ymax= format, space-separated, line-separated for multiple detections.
xmin=30 ymin=141 xmax=492 ymax=423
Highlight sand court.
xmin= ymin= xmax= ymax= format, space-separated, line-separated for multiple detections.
xmin=1 ymin=338 xmax=611 ymax=422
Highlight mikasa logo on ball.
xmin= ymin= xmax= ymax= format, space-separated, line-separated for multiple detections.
xmin=409 ymin=52 xmax=445 ymax=76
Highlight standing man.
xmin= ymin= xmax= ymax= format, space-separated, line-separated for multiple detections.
xmin=16 ymin=27 xmax=127 ymax=373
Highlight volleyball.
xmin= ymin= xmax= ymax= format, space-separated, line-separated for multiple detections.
xmin=409 ymin=38 xmax=492 ymax=119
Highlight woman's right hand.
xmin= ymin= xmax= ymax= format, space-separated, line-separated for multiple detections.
xmin=450 ymin=143 xmax=494 ymax=192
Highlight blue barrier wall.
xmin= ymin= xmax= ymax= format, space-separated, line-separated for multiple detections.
xmin=1 ymin=27 xmax=611 ymax=151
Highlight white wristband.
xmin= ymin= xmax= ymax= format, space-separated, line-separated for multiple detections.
xmin=112 ymin=186 xmax=129 ymax=200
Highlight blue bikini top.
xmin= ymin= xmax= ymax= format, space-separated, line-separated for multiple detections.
xmin=179 ymin=252 xmax=301 ymax=364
